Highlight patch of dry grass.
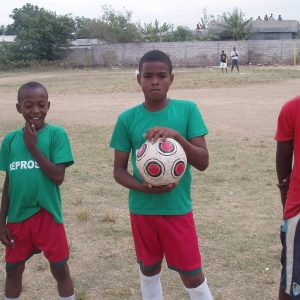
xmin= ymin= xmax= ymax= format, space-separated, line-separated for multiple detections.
xmin=0 ymin=66 xmax=300 ymax=95
xmin=102 ymin=211 xmax=118 ymax=223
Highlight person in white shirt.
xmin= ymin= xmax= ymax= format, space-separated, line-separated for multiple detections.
xmin=230 ymin=47 xmax=239 ymax=73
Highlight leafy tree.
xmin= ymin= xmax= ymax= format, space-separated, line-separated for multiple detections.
xmin=141 ymin=19 xmax=173 ymax=42
xmin=6 ymin=3 xmax=75 ymax=60
xmin=219 ymin=8 xmax=252 ymax=40
xmin=198 ymin=8 xmax=215 ymax=30
xmin=100 ymin=5 xmax=142 ymax=42
xmin=0 ymin=25 xmax=6 ymax=35
xmin=75 ymin=17 xmax=109 ymax=39
xmin=4 ymin=24 xmax=16 ymax=35
xmin=170 ymin=26 xmax=194 ymax=41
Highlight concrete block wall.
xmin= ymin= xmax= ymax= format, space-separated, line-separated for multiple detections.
xmin=67 ymin=40 xmax=300 ymax=67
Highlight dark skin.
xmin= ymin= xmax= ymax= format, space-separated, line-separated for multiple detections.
xmin=276 ymin=140 xmax=293 ymax=300
xmin=113 ymin=61 xmax=208 ymax=288
xmin=0 ymin=87 xmax=74 ymax=298
xmin=276 ymin=140 xmax=293 ymax=208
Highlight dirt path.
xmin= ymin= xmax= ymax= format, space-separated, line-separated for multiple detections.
xmin=1 ymin=79 xmax=299 ymax=137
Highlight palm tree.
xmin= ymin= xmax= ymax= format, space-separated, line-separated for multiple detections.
xmin=220 ymin=8 xmax=252 ymax=40
xmin=141 ymin=19 xmax=173 ymax=42
xmin=198 ymin=7 xmax=215 ymax=30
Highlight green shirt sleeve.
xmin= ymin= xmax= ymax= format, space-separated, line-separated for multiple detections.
xmin=0 ymin=134 xmax=10 ymax=172
xmin=51 ymin=128 xmax=74 ymax=167
xmin=187 ymin=103 xmax=208 ymax=140
xmin=110 ymin=115 xmax=132 ymax=153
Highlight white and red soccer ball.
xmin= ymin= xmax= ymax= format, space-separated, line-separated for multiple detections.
xmin=136 ymin=138 xmax=187 ymax=186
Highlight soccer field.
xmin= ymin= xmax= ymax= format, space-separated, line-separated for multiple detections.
xmin=0 ymin=66 xmax=300 ymax=299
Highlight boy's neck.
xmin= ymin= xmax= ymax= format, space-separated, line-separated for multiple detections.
xmin=143 ymin=98 xmax=170 ymax=112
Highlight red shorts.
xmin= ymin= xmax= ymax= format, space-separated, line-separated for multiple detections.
xmin=130 ymin=211 xmax=202 ymax=275
xmin=6 ymin=209 xmax=69 ymax=268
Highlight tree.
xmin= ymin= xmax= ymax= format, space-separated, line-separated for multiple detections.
xmin=74 ymin=8 xmax=142 ymax=43
xmin=198 ymin=8 xmax=215 ymax=30
xmin=75 ymin=17 xmax=109 ymax=39
xmin=100 ymin=5 xmax=142 ymax=43
xmin=7 ymin=3 xmax=75 ymax=60
xmin=141 ymin=19 xmax=173 ymax=42
xmin=169 ymin=26 xmax=194 ymax=41
xmin=219 ymin=8 xmax=252 ymax=40
xmin=4 ymin=24 xmax=16 ymax=35
xmin=0 ymin=25 xmax=6 ymax=35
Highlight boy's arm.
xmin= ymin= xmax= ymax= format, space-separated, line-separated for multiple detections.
xmin=113 ymin=150 xmax=176 ymax=193
xmin=276 ymin=140 xmax=293 ymax=208
xmin=176 ymin=135 xmax=208 ymax=171
xmin=144 ymin=127 xmax=209 ymax=171
xmin=23 ymin=123 xmax=66 ymax=185
xmin=0 ymin=174 xmax=14 ymax=247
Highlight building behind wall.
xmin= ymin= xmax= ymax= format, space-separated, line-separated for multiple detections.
xmin=208 ymin=20 xmax=299 ymax=40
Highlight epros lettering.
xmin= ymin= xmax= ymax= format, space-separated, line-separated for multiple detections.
xmin=10 ymin=160 xmax=40 ymax=171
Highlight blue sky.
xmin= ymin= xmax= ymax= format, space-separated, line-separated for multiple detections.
xmin=1 ymin=0 xmax=299 ymax=28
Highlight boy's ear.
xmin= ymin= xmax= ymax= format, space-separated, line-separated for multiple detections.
xmin=137 ymin=73 xmax=141 ymax=86
xmin=47 ymin=101 xmax=50 ymax=110
xmin=16 ymin=103 xmax=22 ymax=114
xmin=170 ymin=73 xmax=174 ymax=84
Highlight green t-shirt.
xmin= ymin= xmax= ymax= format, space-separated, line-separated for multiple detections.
xmin=0 ymin=124 xmax=74 ymax=223
xmin=110 ymin=99 xmax=208 ymax=215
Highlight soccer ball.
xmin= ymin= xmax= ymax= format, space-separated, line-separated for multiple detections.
xmin=136 ymin=138 xmax=187 ymax=186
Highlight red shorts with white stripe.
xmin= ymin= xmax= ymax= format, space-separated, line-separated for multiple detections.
xmin=130 ymin=211 xmax=202 ymax=276
xmin=6 ymin=208 xmax=69 ymax=268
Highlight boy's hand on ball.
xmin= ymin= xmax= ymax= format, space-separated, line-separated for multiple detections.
xmin=144 ymin=127 xmax=178 ymax=143
xmin=136 ymin=138 xmax=187 ymax=187
xmin=141 ymin=182 xmax=177 ymax=194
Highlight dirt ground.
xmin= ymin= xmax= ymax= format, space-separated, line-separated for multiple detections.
xmin=0 ymin=69 xmax=299 ymax=299
xmin=1 ymin=76 xmax=299 ymax=135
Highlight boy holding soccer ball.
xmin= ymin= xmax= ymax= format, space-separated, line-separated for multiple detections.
xmin=110 ymin=50 xmax=213 ymax=299
xmin=0 ymin=82 xmax=75 ymax=300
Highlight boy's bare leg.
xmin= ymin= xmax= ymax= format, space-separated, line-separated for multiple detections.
xmin=5 ymin=263 xmax=25 ymax=298
xmin=50 ymin=263 xmax=74 ymax=297
xmin=180 ymin=270 xmax=205 ymax=288
xmin=181 ymin=271 xmax=212 ymax=300
xmin=141 ymin=264 xmax=162 ymax=276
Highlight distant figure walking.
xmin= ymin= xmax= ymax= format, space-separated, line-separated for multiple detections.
xmin=278 ymin=14 xmax=283 ymax=21
xmin=220 ymin=50 xmax=227 ymax=73
xmin=264 ymin=14 xmax=269 ymax=21
xmin=230 ymin=47 xmax=239 ymax=73
xmin=256 ymin=16 xmax=262 ymax=20
xmin=269 ymin=13 xmax=274 ymax=20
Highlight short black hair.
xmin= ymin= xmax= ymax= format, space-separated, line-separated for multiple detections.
xmin=17 ymin=81 xmax=48 ymax=103
xmin=138 ymin=50 xmax=173 ymax=74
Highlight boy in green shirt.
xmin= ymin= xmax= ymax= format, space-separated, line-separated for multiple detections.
xmin=110 ymin=50 xmax=213 ymax=299
xmin=0 ymin=82 xmax=75 ymax=300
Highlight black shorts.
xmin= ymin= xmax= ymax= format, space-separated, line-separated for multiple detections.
xmin=232 ymin=59 xmax=239 ymax=67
